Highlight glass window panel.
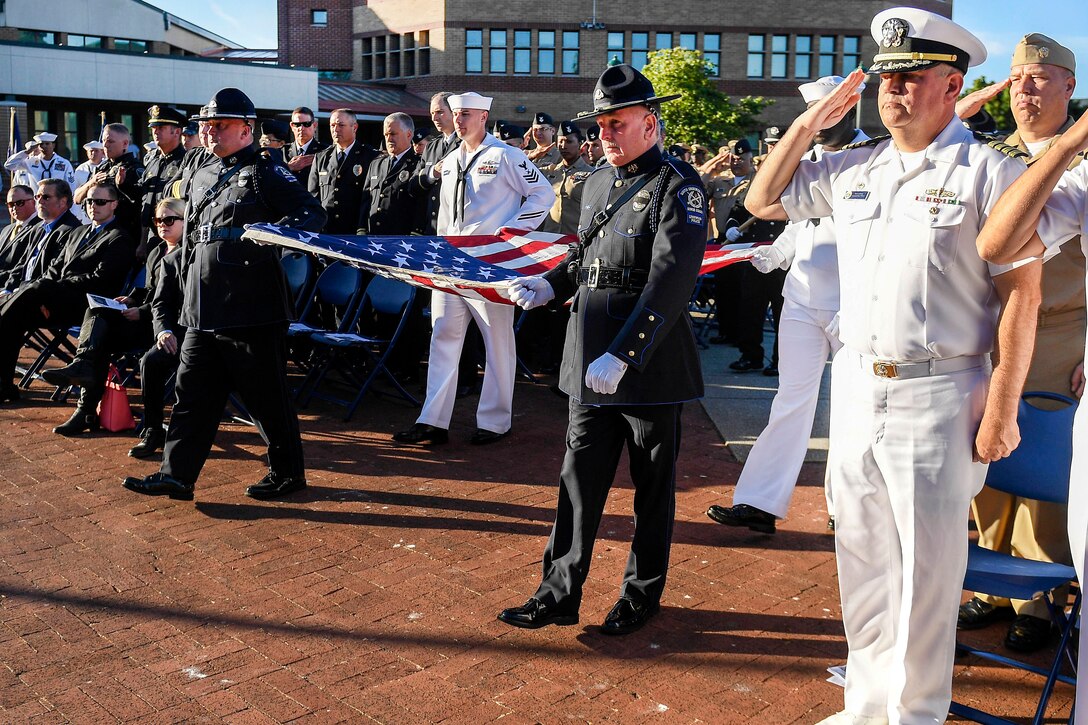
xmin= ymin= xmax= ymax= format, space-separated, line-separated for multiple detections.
xmin=539 ymin=48 xmax=555 ymax=74
xmin=771 ymin=54 xmax=787 ymax=78
xmin=843 ymin=36 xmax=859 ymax=54
xmin=539 ymin=30 xmax=555 ymax=48
xmin=389 ymin=34 xmax=400 ymax=50
xmin=820 ymin=36 xmax=835 ymax=53
xmin=515 ymin=30 xmax=531 ymax=47
xmin=747 ymin=54 xmax=763 ymax=78
xmin=562 ymin=49 xmax=579 ymax=74
xmin=490 ymin=48 xmax=506 ymax=73
xmin=748 ymin=35 xmax=764 ymax=52
xmin=706 ymin=52 xmax=720 ymax=76
xmin=389 ymin=54 xmax=400 ymax=77
xmin=608 ymin=32 xmax=624 ymax=50
xmin=311 ymin=10 xmax=328 ymax=26
xmin=514 ymin=48 xmax=530 ymax=73
xmin=404 ymin=53 xmax=415 ymax=76
xmin=680 ymin=33 xmax=696 ymax=50
xmin=419 ymin=30 xmax=429 ymax=47
xmin=466 ymin=47 xmax=482 ymax=73
xmin=419 ymin=48 xmax=430 ymax=74
xmin=772 ymin=34 xmax=788 ymax=52
xmin=704 ymin=33 xmax=720 ymax=51
xmin=632 ymin=51 xmax=648 ymax=69
xmin=490 ymin=30 xmax=506 ymax=47
xmin=466 ymin=29 xmax=482 ymax=47
xmin=796 ymin=35 xmax=811 ymax=52
xmin=796 ymin=55 xmax=811 ymax=78
xmin=631 ymin=32 xmax=648 ymax=50
xmin=656 ymin=33 xmax=671 ymax=50
xmin=562 ymin=31 xmax=579 ymax=49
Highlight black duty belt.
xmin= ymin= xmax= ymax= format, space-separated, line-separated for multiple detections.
xmin=577 ymin=258 xmax=648 ymax=291
xmin=192 ymin=225 xmax=246 ymax=244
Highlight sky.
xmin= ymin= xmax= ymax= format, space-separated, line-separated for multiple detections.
xmin=146 ymin=0 xmax=1088 ymax=95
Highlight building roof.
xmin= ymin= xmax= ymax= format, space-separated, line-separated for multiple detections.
xmin=318 ymin=80 xmax=431 ymax=118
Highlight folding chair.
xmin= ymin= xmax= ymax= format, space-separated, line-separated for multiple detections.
xmin=280 ymin=251 xmax=316 ymax=315
xmin=687 ymin=273 xmax=716 ymax=349
xmin=950 ymin=391 xmax=1080 ymax=725
xmin=296 ymin=275 xmax=419 ymax=420
xmin=286 ymin=261 xmax=365 ymax=372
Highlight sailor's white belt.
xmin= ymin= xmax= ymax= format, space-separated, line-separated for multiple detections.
xmin=852 ymin=352 xmax=986 ymax=380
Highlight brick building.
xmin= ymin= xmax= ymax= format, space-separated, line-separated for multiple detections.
xmin=278 ymin=0 xmax=952 ymax=142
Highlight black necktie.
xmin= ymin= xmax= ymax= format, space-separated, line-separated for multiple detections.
xmin=336 ymin=150 xmax=345 ymax=165
xmin=454 ymin=149 xmax=486 ymax=225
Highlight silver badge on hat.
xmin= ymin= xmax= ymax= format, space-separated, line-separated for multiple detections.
xmin=882 ymin=18 xmax=909 ymax=48
xmin=594 ymin=88 xmax=606 ymax=100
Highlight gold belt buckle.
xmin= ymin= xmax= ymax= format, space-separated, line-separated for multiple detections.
xmin=587 ymin=258 xmax=601 ymax=289
xmin=873 ymin=361 xmax=898 ymax=379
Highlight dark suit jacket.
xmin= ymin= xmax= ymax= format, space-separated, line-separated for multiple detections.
xmin=151 ymin=247 xmax=184 ymax=339
xmin=358 ymin=149 xmax=421 ymax=235
xmin=44 ymin=221 xmax=137 ymax=296
xmin=0 ymin=216 xmax=42 ymax=273
xmin=286 ymin=138 xmax=327 ymax=189
xmin=307 ymin=141 xmax=380 ymax=234
xmin=411 ymin=133 xmax=460 ymax=235
xmin=1 ymin=210 xmax=83 ymax=291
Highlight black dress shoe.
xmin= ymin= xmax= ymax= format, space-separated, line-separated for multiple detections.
xmin=706 ymin=503 xmax=777 ymax=534
xmin=0 ymin=386 xmax=21 ymax=404
xmin=469 ymin=428 xmax=509 ymax=445
xmin=601 ymin=597 xmax=659 ymax=636
xmin=957 ymin=597 xmax=1014 ymax=630
xmin=1004 ymin=615 xmax=1055 ymax=652
xmin=53 ymin=410 xmax=100 ymax=437
xmin=728 ymin=358 xmax=763 ymax=373
xmin=246 ymin=472 xmax=307 ymax=500
xmin=41 ymin=360 xmax=97 ymax=388
xmin=762 ymin=364 xmax=779 ymax=377
xmin=392 ymin=423 xmax=449 ymax=445
xmin=497 ymin=598 xmax=579 ymax=629
xmin=128 ymin=427 xmax=166 ymax=459
xmin=122 ymin=472 xmax=193 ymax=500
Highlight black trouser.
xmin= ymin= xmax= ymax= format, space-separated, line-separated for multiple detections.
xmin=534 ymin=398 xmax=682 ymax=610
xmin=160 ymin=324 xmax=304 ymax=486
xmin=0 ymin=282 xmax=85 ymax=386
xmin=139 ymin=332 xmax=184 ymax=431
xmin=70 ymin=308 xmax=153 ymax=413
xmin=736 ymin=266 xmax=786 ymax=366
xmin=712 ymin=264 xmax=743 ymax=339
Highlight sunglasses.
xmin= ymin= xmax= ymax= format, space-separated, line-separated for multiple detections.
xmin=6 ymin=199 xmax=32 ymax=209
xmin=85 ymin=198 xmax=115 ymax=207
xmin=290 ymin=121 xmax=314 ymax=128
xmin=34 ymin=193 xmax=55 ymax=200
xmin=154 ymin=216 xmax=182 ymax=226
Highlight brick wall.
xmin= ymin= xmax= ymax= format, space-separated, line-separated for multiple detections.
xmin=279 ymin=0 xmax=355 ymax=71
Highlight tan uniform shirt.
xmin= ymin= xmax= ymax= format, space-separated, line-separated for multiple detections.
xmin=530 ymin=145 xmax=562 ymax=169
xmin=540 ymin=157 xmax=593 ymax=235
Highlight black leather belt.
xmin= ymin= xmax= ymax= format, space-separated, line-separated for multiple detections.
xmin=193 ymin=225 xmax=246 ymax=244
xmin=577 ymin=258 xmax=648 ymax=291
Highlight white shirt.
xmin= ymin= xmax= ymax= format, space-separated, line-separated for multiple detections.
xmin=3 ymin=150 xmax=76 ymax=187
xmin=436 ymin=133 xmax=555 ymax=236
xmin=781 ymin=117 xmax=1027 ymax=361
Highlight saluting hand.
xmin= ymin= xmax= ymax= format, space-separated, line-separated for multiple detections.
xmin=798 ymin=68 xmax=866 ymax=133
xmin=955 ymin=78 xmax=1010 ymax=122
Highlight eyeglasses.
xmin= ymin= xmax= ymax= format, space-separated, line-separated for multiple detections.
xmin=85 ymin=198 xmax=115 ymax=207
xmin=34 ymin=193 xmax=56 ymax=200
xmin=6 ymin=199 xmax=32 ymax=209
xmin=154 ymin=215 xmax=182 ymax=226
xmin=290 ymin=121 xmax=314 ymax=128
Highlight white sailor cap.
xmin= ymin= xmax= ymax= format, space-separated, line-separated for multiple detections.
xmin=799 ymin=75 xmax=867 ymax=104
xmin=868 ymin=7 xmax=986 ymax=74
xmin=34 ymin=132 xmax=58 ymax=143
xmin=448 ymin=92 xmax=493 ymax=111
xmin=82 ymin=140 xmax=105 ymax=151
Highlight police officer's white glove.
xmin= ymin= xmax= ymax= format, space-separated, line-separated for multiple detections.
xmin=749 ymin=245 xmax=787 ymax=273
xmin=507 ymin=276 xmax=555 ymax=310
xmin=585 ymin=353 xmax=628 ymax=395
xmin=725 ymin=226 xmax=743 ymax=243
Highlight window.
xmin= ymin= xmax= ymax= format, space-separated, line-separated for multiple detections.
xmin=607 ymin=31 xmax=624 ymax=66
xmin=655 ymin=33 xmax=671 ymax=50
xmin=704 ymin=33 xmax=720 ymax=77
xmin=747 ymin=35 xmax=765 ymax=78
xmin=20 ymin=30 xmax=55 ymax=45
xmin=361 ymin=37 xmax=373 ymax=79
xmin=33 ymin=111 xmax=50 ymax=137
xmin=771 ymin=35 xmax=788 ymax=78
xmin=843 ymin=36 xmax=861 ymax=74
xmin=795 ymin=35 xmax=812 ymax=78
xmin=630 ymin=32 xmax=649 ymax=70
xmin=115 ymin=38 xmax=149 ymax=53
xmin=819 ymin=36 xmax=836 ymax=77
xmin=562 ymin=31 xmax=579 ymax=75
xmin=466 ymin=29 xmax=483 ymax=73
xmin=374 ymin=36 xmax=386 ymax=79
xmin=489 ymin=29 xmax=506 ymax=73
xmin=538 ymin=30 xmax=555 ymax=74
xmin=311 ymin=9 xmax=328 ymax=27
xmin=514 ymin=30 xmax=531 ymax=74
xmin=63 ymin=112 xmax=78 ymax=156
xmin=67 ymin=34 xmax=103 ymax=49
xmin=679 ymin=33 xmax=696 ymax=50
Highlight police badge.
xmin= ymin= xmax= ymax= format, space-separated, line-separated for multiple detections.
xmin=632 ymin=189 xmax=652 ymax=212
xmin=398 ymin=170 xmax=410 ymax=182
xmin=353 ymin=164 xmax=363 ymax=177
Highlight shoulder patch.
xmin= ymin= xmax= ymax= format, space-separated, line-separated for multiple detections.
xmin=274 ymin=164 xmax=299 ymax=183
xmin=678 ymin=184 xmax=707 ymax=227
xmin=840 ymin=134 xmax=890 ymax=151
xmin=974 ymin=131 xmax=1029 ymax=159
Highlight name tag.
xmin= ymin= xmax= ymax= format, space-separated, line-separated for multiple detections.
xmin=845 ymin=190 xmax=869 ymax=200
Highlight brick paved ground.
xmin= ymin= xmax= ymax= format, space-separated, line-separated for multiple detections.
xmin=0 ymin=364 xmax=1076 ymax=723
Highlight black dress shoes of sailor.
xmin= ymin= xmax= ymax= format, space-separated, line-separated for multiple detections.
xmin=123 ymin=472 xmax=194 ymax=500
xmin=1004 ymin=614 xmax=1055 ymax=653
xmin=498 ymin=598 xmax=579 ymax=629
xmin=957 ymin=597 xmax=1014 ymax=630
xmin=53 ymin=409 xmax=100 ymax=436
xmin=246 ymin=471 xmax=307 ymax=500
xmin=601 ymin=597 xmax=659 ymax=636
xmin=392 ymin=423 xmax=449 ymax=445
xmin=728 ymin=358 xmax=763 ymax=373
xmin=469 ymin=428 xmax=509 ymax=445
xmin=706 ymin=503 xmax=777 ymax=534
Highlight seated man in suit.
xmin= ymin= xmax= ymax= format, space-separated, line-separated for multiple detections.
xmin=0 ymin=179 xmax=84 ymax=294
xmin=0 ymin=185 xmax=41 ymax=274
xmin=0 ymin=183 xmax=136 ymax=403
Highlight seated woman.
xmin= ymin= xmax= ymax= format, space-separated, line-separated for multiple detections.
xmin=43 ymin=197 xmax=186 ymax=458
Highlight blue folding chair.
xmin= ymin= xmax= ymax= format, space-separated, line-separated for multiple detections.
xmin=951 ymin=391 xmax=1080 ymax=725
xmin=296 ymin=275 xmax=420 ymax=420
xmin=286 ymin=261 xmax=365 ymax=373
xmin=280 ymin=251 xmax=316 ymax=315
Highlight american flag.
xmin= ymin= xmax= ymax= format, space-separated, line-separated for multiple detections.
xmin=242 ymin=224 xmax=765 ymax=304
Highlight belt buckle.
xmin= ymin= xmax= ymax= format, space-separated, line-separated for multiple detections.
xmin=195 ymin=223 xmax=212 ymax=244
xmin=587 ymin=258 xmax=601 ymax=290
xmin=872 ymin=361 xmax=898 ymax=379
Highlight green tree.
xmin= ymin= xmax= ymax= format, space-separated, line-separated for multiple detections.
xmin=641 ymin=48 xmax=772 ymax=147
xmin=961 ymin=76 xmax=1015 ymax=132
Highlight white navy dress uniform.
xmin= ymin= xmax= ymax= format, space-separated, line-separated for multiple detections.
xmin=414 ymin=91 xmax=555 ymax=436
xmin=3 ymin=132 xmax=77 ymax=189
xmin=729 ymin=78 xmax=867 ymax=521
xmin=784 ymin=10 xmax=1038 ymax=723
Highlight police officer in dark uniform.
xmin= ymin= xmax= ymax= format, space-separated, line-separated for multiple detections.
xmin=122 ymin=88 xmax=327 ymax=501
xmin=308 ymin=108 xmax=379 ymax=234
xmin=358 ymin=112 xmax=420 ymax=235
xmin=81 ymin=123 xmax=144 ymax=242
xmin=138 ymin=105 xmax=188 ymax=255
xmin=500 ymin=64 xmax=706 ymax=635
xmin=412 ymin=92 xmax=461 ymax=236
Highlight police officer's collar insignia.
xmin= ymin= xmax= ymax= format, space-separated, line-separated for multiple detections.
xmin=353 ymin=164 xmax=363 ymax=177
xmin=625 ymin=163 xmax=638 ymax=174
xmin=632 ymin=189 xmax=652 ymax=212
xmin=882 ymin=18 xmax=909 ymax=48
xmin=226 ymin=155 xmax=239 ymax=165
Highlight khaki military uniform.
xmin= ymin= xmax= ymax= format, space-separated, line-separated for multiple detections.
xmin=540 ymin=157 xmax=593 ymax=235
xmin=530 ymin=145 xmax=561 ymax=169
xmin=973 ymin=118 xmax=1084 ymax=618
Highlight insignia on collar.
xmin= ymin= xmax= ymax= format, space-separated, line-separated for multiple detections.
xmin=881 ymin=18 xmax=909 ymax=48
xmin=625 ymin=163 xmax=638 ymax=174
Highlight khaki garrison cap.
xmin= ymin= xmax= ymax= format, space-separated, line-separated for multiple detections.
xmin=1011 ymin=33 xmax=1075 ymax=73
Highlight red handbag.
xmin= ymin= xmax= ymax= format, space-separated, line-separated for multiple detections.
xmin=98 ymin=364 xmax=136 ymax=432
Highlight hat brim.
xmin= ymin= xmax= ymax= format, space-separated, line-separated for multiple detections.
xmin=188 ymin=112 xmax=256 ymax=122
xmin=576 ymin=93 xmax=681 ymax=119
